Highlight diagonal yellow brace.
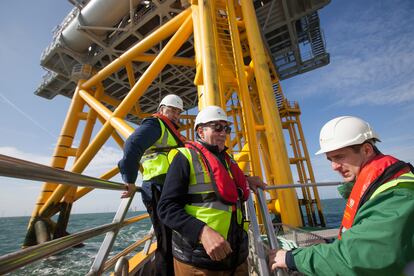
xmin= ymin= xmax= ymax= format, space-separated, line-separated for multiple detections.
xmin=39 ymin=13 xmax=194 ymax=217
xmin=82 ymin=8 xmax=192 ymax=89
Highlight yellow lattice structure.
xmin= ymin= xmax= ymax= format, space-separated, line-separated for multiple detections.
xmin=25 ymin=0 xmax=327 ymax=247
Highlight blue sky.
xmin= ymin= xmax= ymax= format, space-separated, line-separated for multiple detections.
xmin=0 ymin=0 xmax=413 ymax=216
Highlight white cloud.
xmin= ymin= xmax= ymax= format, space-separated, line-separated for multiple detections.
xmin=333 ymin=79 xmax=414 ymax=107
xmin=0 ymin=146 xmax=50 ymax=165
xmin=0 ymin=146 xmax=137 ymax=217
xmin=0 ymin=145 xmax=124 ymax=177
xmin=289 ymin=0 xmax=414 ymax=108
xmin=82 ymin=146 xmax=124 ymax=178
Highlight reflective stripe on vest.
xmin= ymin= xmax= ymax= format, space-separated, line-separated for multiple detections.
xmin=370 ymin=172 xmax=414 ymax=200
xmin=189 ymin=147 xmax=207 ymax=186
xmin=141 ymin=119 xmax=178 ymax=181
xmin=188 ymin=183 xmax=214 ymax=194
xmin=177 ymin=147 xmax=243 ymax=239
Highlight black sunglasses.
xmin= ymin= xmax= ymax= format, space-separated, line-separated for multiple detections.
xmin=205 ymin=123 xmax=232 ymax=134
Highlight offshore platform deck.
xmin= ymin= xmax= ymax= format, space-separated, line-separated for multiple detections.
xmin=37 ymin=0 xmax=329 ymax=109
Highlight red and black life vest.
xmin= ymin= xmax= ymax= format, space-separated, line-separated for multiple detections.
xmin=185 ymin=141 xmax=249 ymax=204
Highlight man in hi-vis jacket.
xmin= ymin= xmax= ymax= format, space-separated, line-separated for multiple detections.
xmin=119 ymin=94 xmax=185 ymax=276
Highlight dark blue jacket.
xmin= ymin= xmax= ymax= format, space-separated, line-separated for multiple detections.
xmin=118 ymin=118 xmax=161 ymax=184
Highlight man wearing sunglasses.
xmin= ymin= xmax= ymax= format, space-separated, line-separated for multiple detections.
xmin=158 ymin=105 xmax=264 ymax=275
xmin=119 ymin=94 xmax=186 ymax=276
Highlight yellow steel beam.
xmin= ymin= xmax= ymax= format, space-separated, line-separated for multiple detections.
xmin=295 ymin=113 xmax=326 ymax=225
xmin=191 ymin=3 xmax=203 ymax=89
xmin=74 ymin=166 xmax=120 ymax=201
xmin=100 ymin=94 xmax=149 ymax=118
xmin=96 ymin=116 xmax=125 ymax=149
xmin=240 ymin=0 xmax=302 ymax=226
xmin=30 ymin=81 xmax=86 ymax=220
xmin=39 ymin=13 xmax=193 ymax=216
xmin=110 ymin=14 xmax=193 ymax=119
xmin=82 ymin=8 xmax=191 ymax=89
xmin=79 ymin=89 xmax=113 ymax=122
xmin=125 ymin=61 xmax=137 ymax=88
xmin=226 ymin=0 xmax=261 ymax=175
xmin=76 ymin=85 xmax=104 ymax=160
xmin=196 ymin=0 xmax=221 ymax=107
xmin=133 ymin=54 xmax=195 ymax=67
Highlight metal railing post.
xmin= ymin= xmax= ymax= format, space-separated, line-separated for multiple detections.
xmin=114 ymin=256 xmax=129 ymax=276
xmin=256 ymin=188 xmax=290 ymax=276
xmin=87 ymin=194 xmax=136 ymax=275
xmin=142 ymin=226 xmax=155 ymax=255
xmin=246 ymin=196 xmax=271 ymax=276
xmin=257 ymin=188 xmax=279 ymax=250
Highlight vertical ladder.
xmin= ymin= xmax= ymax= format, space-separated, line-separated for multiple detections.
xmin=268 ymin=60 xmax=326 ymax=227
xmin=278 ymin=99 xmax=326 ymax=227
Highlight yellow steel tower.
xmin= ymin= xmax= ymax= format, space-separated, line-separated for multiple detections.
xmin=25 ymin=0 xmax=330 ymax=246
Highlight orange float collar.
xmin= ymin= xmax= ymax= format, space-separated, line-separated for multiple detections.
xmin=339 ymin=154 xmax=410 ymax=239
xmin=152 ymin=113 xmax=186 ymax=145
xmin=185 ymin=141 xmax=249 ymax=205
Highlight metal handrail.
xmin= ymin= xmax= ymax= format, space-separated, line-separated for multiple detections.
xmin=256 ymin=188 xmax=290 ymax=276
xmin=0 ymin=153 xmax=148 ymax=274
xmin=246 ymin=195 xmax=271 ymax=276
xmin=257 ymin=189 xmax=279 ymax=250
xmin=264 ymin=181 xmax=342 ymax=190
xmin=103 ymin=234 xmax=152 ymax=272
xmin=88 ymin=193 xmax=134 ymax=275
xmin=0 ymin=213 xmax=150 ymax=275
xmin=0 ymin=154 xmax=140 ymax=192
xmin=0 ymin=153 xmax=342 ymax=274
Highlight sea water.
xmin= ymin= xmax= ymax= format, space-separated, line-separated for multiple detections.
xmin=0 ymin=198 xmax=345 ymax=275
xmin=0 ymin=212 xmax=151 ymax=275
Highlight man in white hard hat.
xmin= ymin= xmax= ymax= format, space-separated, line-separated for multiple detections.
xmin=119 ymin=94 xmax=185 ymax=276
xmin=158 ymin=105 xmax=264 ymax=275
xmin=271 ymin=116 xmax=414 ymax=275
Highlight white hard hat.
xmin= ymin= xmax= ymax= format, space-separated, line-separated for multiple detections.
xmin=315 ymin=116 xmax=380 ymax=155
xmin=158 ymin=94 xmax=184 ymax=111
xmin=194 ymin=105 xmax=231 ymax=130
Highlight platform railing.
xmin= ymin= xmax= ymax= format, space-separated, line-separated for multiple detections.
xmin=264 ymin=182 xmax=342 ymax=190
xmin=0 ymin=154 xmax=152 ymax=275
xmin=0 ymin=154 xmax=135 ymax=192
xmin=0 ymin=154 xmax=342 ymax=274
xmin=249 ymin=183 xmax=342 ymax=276
xmin=246 ymin=194 xmax=273 ymax=276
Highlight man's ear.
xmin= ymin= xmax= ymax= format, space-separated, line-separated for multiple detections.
xmin=362 ymin=142 xmax=375 ymax=157
xmin=158 ymin=106 xmax=165 ymax=115
xmin=197 ymin=127 xmax=204 ymax=139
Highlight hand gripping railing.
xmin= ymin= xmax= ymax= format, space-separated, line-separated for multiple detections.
xmin=0 ymin=154 xmax=152 ymax=275
xmin=248 ymin=188 xmax=296 ymax=276
xmin=250 ymin=184 xmax=342 ymax=276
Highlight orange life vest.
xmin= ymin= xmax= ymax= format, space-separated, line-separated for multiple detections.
xmin=339 ymin=154 xmax=410 ymax=238
xmin=152 ymin=113 xmax=186 ymax=145
xmin=185 ymin=141 xmax=249 ymax=204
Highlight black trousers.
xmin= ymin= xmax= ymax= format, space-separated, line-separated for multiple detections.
xmin=142 ymin=181 xmax=174 ymax=276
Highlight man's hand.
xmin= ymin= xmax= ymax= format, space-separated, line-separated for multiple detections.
xmin=246 ymin=176 xmax=266 ymax=192
xmin=121 ymin=183 xmax=136 ymax=198
xmin=269 ymin=249 xmax=287 ymax=271
xmin=199 ymin=225 xmax=232 ymax=261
